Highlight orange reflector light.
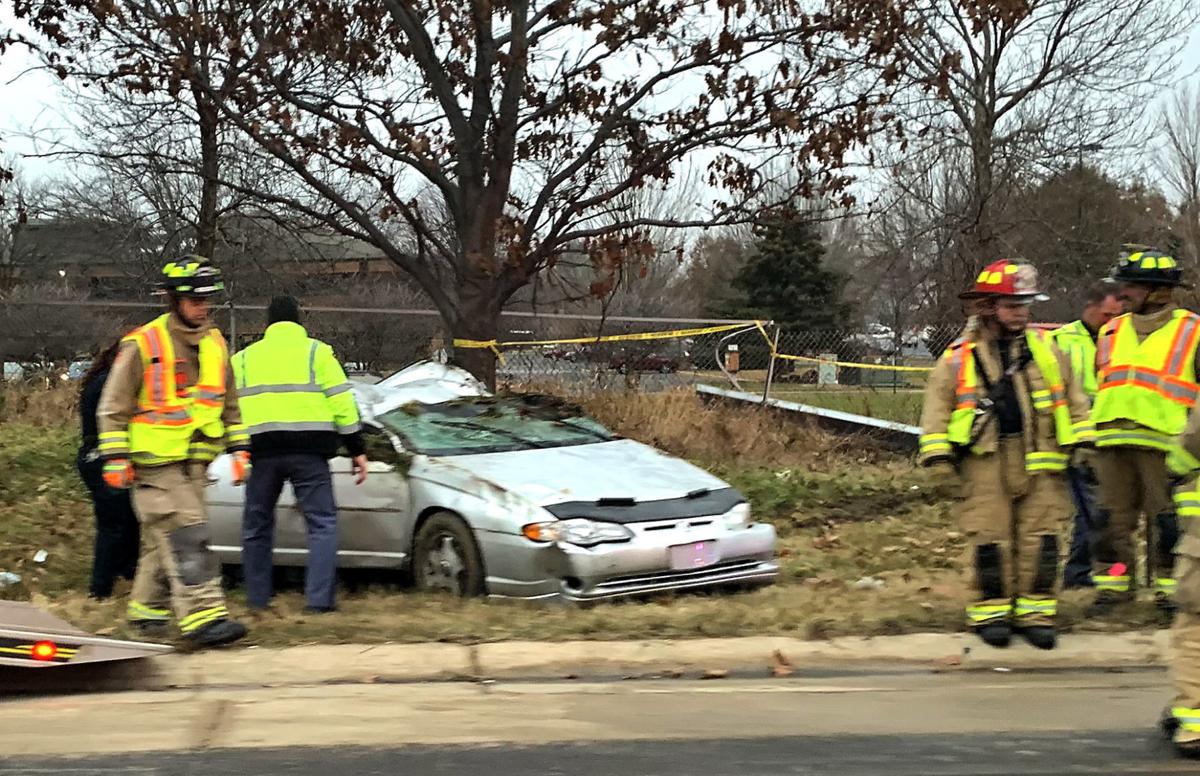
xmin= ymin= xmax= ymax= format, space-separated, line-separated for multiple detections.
xmin=522 ymin=523 xmax=550 ymax=542
xmin=31 ymin=640 xmax=58 ymax=661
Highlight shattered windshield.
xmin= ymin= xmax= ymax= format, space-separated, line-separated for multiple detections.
xmin=377 ymin=394 xmax=618 ymax=456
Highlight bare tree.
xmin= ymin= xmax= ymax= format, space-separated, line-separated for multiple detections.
xmin=16 ymin=0 xmax=256 ymax=258
xmin=83 ymin=0 xmax=912 ymax=386
xmin=1162 ymin=84 xmax=1200 ymax=265
xmin=880 ymin=0 xmax=1197 ymax=321
xmin=0 ymin=283 xmax=124 ymax=365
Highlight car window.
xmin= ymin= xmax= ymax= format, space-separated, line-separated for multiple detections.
xmin=361 ymin=424 xmax=407 ymax=467
xmin=376 ymin=395 xmax=616 ymax=456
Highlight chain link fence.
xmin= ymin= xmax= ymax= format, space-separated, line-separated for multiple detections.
xmin=0 ymin=297 xmax=984 ymax=425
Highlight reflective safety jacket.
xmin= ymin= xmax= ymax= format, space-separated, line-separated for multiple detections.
xmin=919 ymin=326 xmax=1093 ymax=473
xmin=1092 ymin=309 xmax=1200 ymax=451
xmin=97 ymin=313 xmax=249 ymax=465
xmin=232 ymin=322 xmax=364 ymax=459
xmin=1051 ymin=320 xmax=1099 ymax=400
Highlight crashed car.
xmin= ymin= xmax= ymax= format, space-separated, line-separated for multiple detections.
xmin=207 ymin=362 xmax=778 ymax=602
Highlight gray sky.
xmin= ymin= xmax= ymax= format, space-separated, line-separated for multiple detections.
xmin=2 ymin=9 xmax=1200 ymax=188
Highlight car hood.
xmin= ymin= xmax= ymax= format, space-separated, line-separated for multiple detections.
xmin=426 ymin=438 xmax=729 ymax=507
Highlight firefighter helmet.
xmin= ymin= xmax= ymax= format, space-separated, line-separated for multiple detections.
xmin=959 ymin=259 xmax=1049 ymax=302
xmin=159 ymin=255 xmax=224 ymax=297
xmin=1109 ymin=246 xmax=1183 ymax=287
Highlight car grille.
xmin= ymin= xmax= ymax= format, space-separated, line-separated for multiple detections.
xmin=588 ymin=559 xmax=769 ymax=594
xmin=633 ymin=517 xmax=715 ymax=533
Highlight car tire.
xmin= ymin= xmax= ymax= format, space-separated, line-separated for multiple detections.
xmin=412 ymin=512 xmax=486 ymax=597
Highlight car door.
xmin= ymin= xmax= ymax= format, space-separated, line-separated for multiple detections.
xmin=327 ymin=426 xmax=411 ymax=568
xmin=206 ymin=426 xmax=411 ymax=570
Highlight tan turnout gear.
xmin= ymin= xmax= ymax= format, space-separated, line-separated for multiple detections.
xmin=1165 ymin=396 xmax=1200 ymax=749
xmin=920 ymin=323 xmax=1090 ymax=631
xmin=98 ymin=312 xmax=245 ymax=634
xmin=1091 ymin=305 xmax=1199 ymax=599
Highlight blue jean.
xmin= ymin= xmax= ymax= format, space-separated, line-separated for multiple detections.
xmin=242 ymin=453 xmax=338 ymax=610
xmin=1064 ymin=462 xmax=1103 ymax=588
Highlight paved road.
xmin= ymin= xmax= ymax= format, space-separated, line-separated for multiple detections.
xmin=0 ymin=733 xmax=1190 ymax=775
xmin=0 ymin=668 xmax=1191 ymax=774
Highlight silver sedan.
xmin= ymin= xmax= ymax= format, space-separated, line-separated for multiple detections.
xmin=207 ymin=362 xmax=778 ymax=601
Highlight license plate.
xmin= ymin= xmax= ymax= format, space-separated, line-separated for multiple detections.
xmin=669 ymin=541 xmax=720 ymax=570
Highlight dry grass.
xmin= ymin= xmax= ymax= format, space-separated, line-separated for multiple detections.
xmin=580 ymin=389 xmax=896 ymax=472
xmin=0 ymin=382 xmax=1166 ymax=647
xmin=0 ymin=380 xmax=80 ymax=427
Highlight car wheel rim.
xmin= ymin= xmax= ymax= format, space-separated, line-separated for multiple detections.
xmin=423 ymin=533 xmax=466 ymax=594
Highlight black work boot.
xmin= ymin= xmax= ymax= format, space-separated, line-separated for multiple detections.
xmin=1161 ymin=706 xmax=1181 ymax=740
xmin=1085 ymin=590 xmax=1124 ymax=618
xmin=130 ymin=620 xmax=170 ymax=639
xmin=977 ymin=621 xmax=1012 ymax=648
xmin=185 ymin=618 xmax=248 ymax=648
xmin=1020 ymin=625 xmax=1057 ymax=650
xmin=1176 ymin=741 xmax=1200 ymax=760
xmin=1156 ymin=594 xmax=1178 ymax=626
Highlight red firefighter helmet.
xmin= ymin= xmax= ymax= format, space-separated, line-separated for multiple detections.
xmin=959 ymin=259 xmax=1049 ymax=302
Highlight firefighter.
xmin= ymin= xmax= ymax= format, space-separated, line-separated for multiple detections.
xmin=1051 ymin=280 xmax=1125 ymax=588
xmin=96 ymin=256 xmax=250 ymax=647
xmin=918 ymin=260 xmax=1093 ymax=650
xmin=1160 ymin=357 xmax=1200 ymax=758
xmin=1088 ymin=247 xmax=1194 ymax=620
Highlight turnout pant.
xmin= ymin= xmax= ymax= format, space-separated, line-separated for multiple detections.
xmin=959 ymin=437 xmax=1070 ymax=628
xmin=1170 ymin=553 xmax=1200 ymax=744
xmin=242 ymin=453 xmax=339 ymax=611
xmin=127 ymin=461 xmax=230 ymax=634
xmin=1092 ymin=446 xmax=1179 ymax=597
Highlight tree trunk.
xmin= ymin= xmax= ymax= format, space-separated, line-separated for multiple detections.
xmin=447 ymin=277 xmax=503 ymax=389
xmin=193 ymin=91 xmax=220 ymax=258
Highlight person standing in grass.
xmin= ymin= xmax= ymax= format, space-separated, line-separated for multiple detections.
xmin=233 ymin=295 xmax=368 ymax=615
xmin=77 ymin=341 xmax=140 ymax=599
xmin=918 ymin=260 xmax=1092 ymax=651
xmin=1050 ymin=280 xmax=1125 ymax=589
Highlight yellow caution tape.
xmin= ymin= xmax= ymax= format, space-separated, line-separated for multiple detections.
xmin=453 ymin=322 xmax=757 ymax=351
xmin=453 ymin=320 xmax=934 ymax=374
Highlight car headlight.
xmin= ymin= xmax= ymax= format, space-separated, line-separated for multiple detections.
xmin=522 ymin=518 xmax=633 ymax=547
xmin=723 ymin=502 xmax=751 ymax=530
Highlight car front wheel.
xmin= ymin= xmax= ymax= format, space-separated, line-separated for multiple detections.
xmin=412 ymin=512 xmax=486 ymax=597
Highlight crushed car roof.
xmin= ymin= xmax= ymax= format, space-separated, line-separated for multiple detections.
xmin=355 ymin=360 xmax=490 ymax=418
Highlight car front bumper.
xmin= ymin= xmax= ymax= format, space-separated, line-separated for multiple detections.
xmin=481 ymin=522 xmax=779 ymax=602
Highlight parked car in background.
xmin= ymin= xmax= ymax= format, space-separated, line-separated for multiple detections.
xmin=63 ymin=360 xmax=92 ymax=381
xmin=608 ymin=351 xmax=682 ymax=374
xmin=205 ymin=362 xmax=778 ymax=602
xmin=543 ymin=346 xmax=580 ymax=362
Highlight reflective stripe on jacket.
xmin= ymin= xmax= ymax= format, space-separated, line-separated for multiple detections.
xmin=233 ymin=322 xmax=361 ymax=441
xmin=1051 ymin=320 xmax=1098 ymax=399
xmin=918 ymin=325 xmax=1092 ymax=472
xmin=1092 ymin=309 xmax=1200 ymax=449
xmin=106 ymin=314 xmax=233 ymax=465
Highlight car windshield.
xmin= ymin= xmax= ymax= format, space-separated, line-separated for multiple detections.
xmin=376 ymin=395 xmax=618 ymax=456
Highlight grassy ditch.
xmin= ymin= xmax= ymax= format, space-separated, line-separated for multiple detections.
xmin=0 ymin=385 xmax=1161 ymax=647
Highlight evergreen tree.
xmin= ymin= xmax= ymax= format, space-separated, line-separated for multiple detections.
xmin=715 ymin=213 xmax=851 ymax=330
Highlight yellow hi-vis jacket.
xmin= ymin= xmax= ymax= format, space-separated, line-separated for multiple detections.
xmin=1092 ymin=309 xmax=1200 ymax=451
xmin=919 ymin=327 xmax=1093 ymax=472
xmin=232 ymin=322 xmax=361 ymax=442
xmin=1051 ymin=320 xmax=1099 ymax=400
xmin=96 ymin=313 xmax=249 ymax=465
